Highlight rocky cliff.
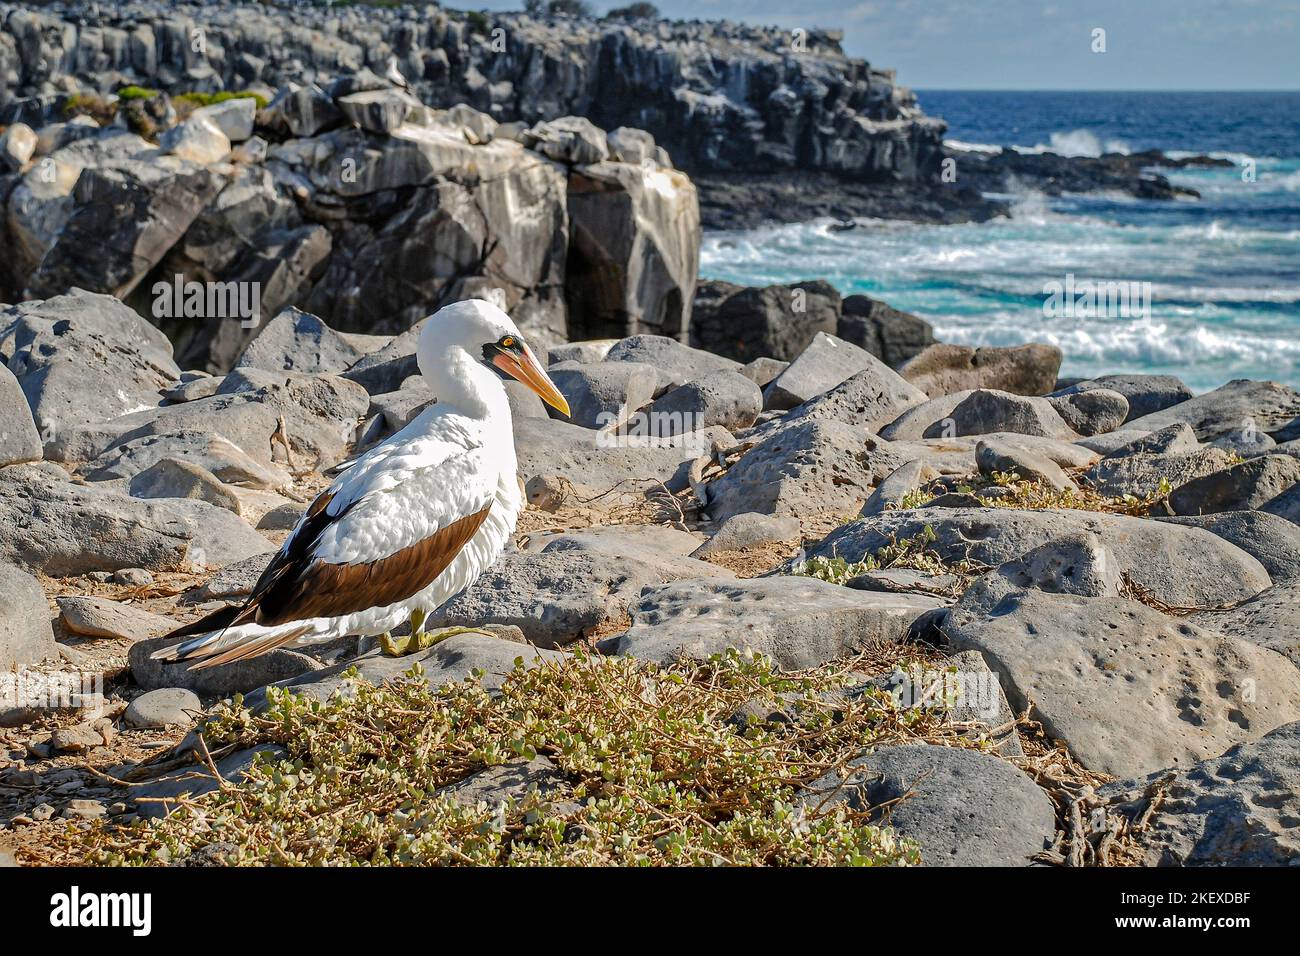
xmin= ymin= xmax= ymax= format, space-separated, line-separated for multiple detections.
xmin=0 ymin=2 xmax=951 ymax=194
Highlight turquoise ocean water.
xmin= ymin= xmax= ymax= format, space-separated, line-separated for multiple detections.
xmin=700 ymin=91 xmax=1300 ymax=391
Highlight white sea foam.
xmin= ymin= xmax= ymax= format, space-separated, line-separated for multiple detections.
xmin=1011 ymin=129 xmax=1132 ymax=158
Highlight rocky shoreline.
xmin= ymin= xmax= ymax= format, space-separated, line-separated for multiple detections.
xmin=0 ymin=2 xmax=1295 ymax=868
xmin=3 ymin=286 xmax=1299 ymax=866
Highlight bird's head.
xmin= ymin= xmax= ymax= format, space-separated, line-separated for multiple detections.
xmin=416 ymin=298 xmax=570 ymax=418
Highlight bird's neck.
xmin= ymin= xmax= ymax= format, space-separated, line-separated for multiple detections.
xmin=422 ymin=348 xmax=512 ymax=427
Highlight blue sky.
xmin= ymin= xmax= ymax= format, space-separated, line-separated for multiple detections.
xmin=468 ymin=1 xmax=1299 ymax=90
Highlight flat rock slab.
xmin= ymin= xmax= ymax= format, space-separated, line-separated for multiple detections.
xmin=609 ymin=577 xmax=942 ymax=669
xmin=798 ymin=743 xmax=1056 ymax=866
xmin=810 ymin=507 xmax=1271 ymax=609
xmin=57 ymin=596 xmax=179 ymax=641
xmin=603 ymin=334 xmax=741 ymax=394
xmin=1101 ymin=720 xmax=1300 ymax=865
xmin=243 ymin=633 xmax=567 ymax=711
xmin=0 ymin=463 xmax=272 ymax=575
xmin=429 ymin=538 xmax=734 ymax=647
xmin=1054 ymin=374 xmax=1193 ymax=422
xmin=190 ymin=552 xmax=276 ymax=602
xmin=944 ymin=587 xmax=1300 ymax=778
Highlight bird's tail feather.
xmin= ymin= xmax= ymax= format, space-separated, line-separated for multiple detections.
xmin=151 ymin=618 xmax=314 ymax=670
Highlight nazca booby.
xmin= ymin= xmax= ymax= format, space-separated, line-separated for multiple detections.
xmin=153 ymin=298 xmax=569 ymax=669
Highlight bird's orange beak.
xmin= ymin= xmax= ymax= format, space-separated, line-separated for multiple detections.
xmin=493 ymin=342 xmax=570 ymax=417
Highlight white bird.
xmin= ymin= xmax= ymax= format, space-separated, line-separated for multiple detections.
xmin=384 ymin=56 xmax=410 ymax=92
xmin=154 ymin=299 xmax=569 ymax=670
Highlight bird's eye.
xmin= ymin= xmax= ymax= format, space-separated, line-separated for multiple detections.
xmin=501 ymin=336 xmax=515 ymax=350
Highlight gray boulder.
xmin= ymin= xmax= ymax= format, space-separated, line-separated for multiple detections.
xmin=0 ymin=363 xmax=41 ymax=466
xmin=610 ymin=577 xmax=942 ymax=669
xmin=514 ymin=416 xmax=731 ymax=510
xmin=1122 ymin=379 xmax=1300 ymax=442
xmin=263 ymin=83 xmax=342 ymax=137
xmin=944 ymin=585 xmax=1300 ymax=777
xmin=689 ymin=279 xmax=841 ymax=363
xmin=1053 ymin=373 xmax=1193 ymax=422
xmin=547 ymin=360 xmax=659 ymax=429
xmin=1047 ymin=388 xmax=1128 ymax=436
xmin=0 ymin=563 xmax=55 ymax=669
xmin=128 ymin=458 xmax=242 ymax=514
xmin=762 ymin=332 xmax=890 ymax=411
xmin=642 ymin=370 xmax=762 ymax=434
xmin=235 ymin=307 xmax=363 ymax=375
xmin=859 ymin=459 xmax=932 ymax=517
xmin=1096 ymin=422 xmax=1200 ymax=459
xmin=691 ymin=512 xmax=801 ymax=557
xmin=1101 ymin=721 xmax=1300 ymax=865
xmin=1167 ymin=454 xmax=1300 ymax=515
xmin=2 ymin=290 xmax=180 ymax=442
xmin=193 ymin=97 xmax=257 ymax=142
xmin=975 ymin=437 xmax=1076 ymax=491
xmin=899 ymin=343 xmax=1061 ymax=398
xmin=24 ymin=157 xmax=226 ymax=300
xmin=337 ymin=88 xmax=418 ymax=133
xmin=124 ymin=688 xmax=201 ymax=729
xmin=798 ymin=744 xmax=1056 ymax=866
xmin=1159 ymin=511 xmax=1300 ymax=583
xmin=705 ymin=420 xmax=904 ymax=522
xmin=57 ymin=596 xmax=179 ymax=641
xmin=86 ymin=430 xmax=290 ymax=490
xmin=838 ymin=294 xmax=936 ymax=367
xmin=129 ymin=634 xmax=322 ymax=697
xmin=738 ymin=356 xmax=788 ymax=387
xmin=1209 ymin=429 xmax=1276 ymax=457
xmin=1261 ymin=481 xmax=1300 ymax=525
xmin=809 ymin=507 xmax=1270 ymax=608
xmin=526 ymin=116 xmax=609 ymax=165
xmin=922 ymin=389 xmax=1076 ymax=440
xmin=1083 ymin=447 xmax=1233 ymax=498
xmin=753 ymin=364 xmax=927 ymax=440
xmin=603 ymin=334 xmax=741 ymax=394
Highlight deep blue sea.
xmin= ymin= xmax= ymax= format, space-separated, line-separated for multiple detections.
xmin=700 ymin=91 xmax=1300 ymax=391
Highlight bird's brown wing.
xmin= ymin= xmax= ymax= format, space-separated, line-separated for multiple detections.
xmin=227 ymin=491 xmax=493 ymax=628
